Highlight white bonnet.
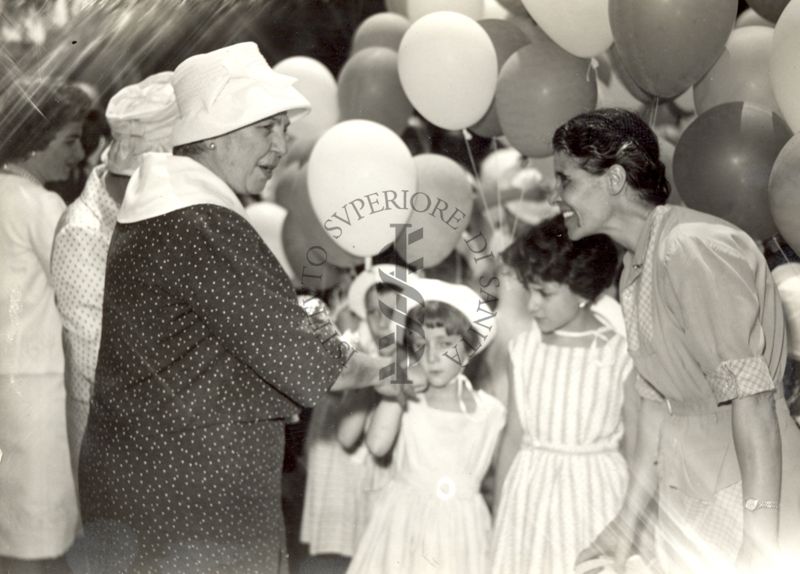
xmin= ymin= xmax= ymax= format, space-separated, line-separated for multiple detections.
xmin=408 ymin=277 xmax=496 ymax=356
xmin=347 ymin=264 xmax=417 ymax=320
xmin=105 ymin=71 xmax=179 ymax=176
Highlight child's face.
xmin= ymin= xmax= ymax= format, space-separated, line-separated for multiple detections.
xmin=412 ymin=326 xmax=466 ymax=388
xmin=526 ymin=278 xmax=585 ymax=333
xmin=365 ymin=286 xmax=397 ymax=357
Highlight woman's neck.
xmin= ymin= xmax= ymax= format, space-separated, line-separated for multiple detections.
xmin=601 ymin=193 xmax=656 ymax=252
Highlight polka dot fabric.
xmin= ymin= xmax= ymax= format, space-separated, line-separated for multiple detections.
xmin=79 ymin=204 xmax=345 ymax=572
xmin=52 ymin=166 xmax=119 ymax=476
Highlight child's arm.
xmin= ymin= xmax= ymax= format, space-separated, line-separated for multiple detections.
xmin=336 ymin=389 xmax=376 ymax=451
xmin=492 ymin=353 xmax=523 ymax=513
xmin=365 ymin=397 xmax=405 ymax=458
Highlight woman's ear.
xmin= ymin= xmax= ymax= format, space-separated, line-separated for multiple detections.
xmin=607 ymin=164 xmax=627 ymax=196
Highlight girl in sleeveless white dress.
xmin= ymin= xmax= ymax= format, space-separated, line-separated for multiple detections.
xmin=348 ymin=279 xmax=506 ymax=574
xmin=491 ymin=215 xmax=638 ymax=574
xmin=301 ymin=268 xmax=415 ymax=557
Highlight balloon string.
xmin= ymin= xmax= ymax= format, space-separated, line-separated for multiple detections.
xmin=770 ymin=236 xmax=797 ymax=269
xmin=648 ymin=96 xmax=659 ymax=128
xmin=462 ymin=129 xmax=495 ymax=229
xmin=491 ymin=137 xmax=504 ymax=230
xmin=509 ymin=165 xmax=529 ymax=240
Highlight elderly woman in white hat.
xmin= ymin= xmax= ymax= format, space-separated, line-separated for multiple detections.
xmin=77 ymin=43 xmax=387 ymax=573
xmin=52 ymin=71 xmax=179 ymax=481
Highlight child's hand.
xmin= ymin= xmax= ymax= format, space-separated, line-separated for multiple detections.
xmin=402 ymin=364 xmax=429 ymax=400
xmin=373 ymin=378 xmax=403 ymax=399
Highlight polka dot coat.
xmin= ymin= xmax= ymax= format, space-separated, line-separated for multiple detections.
xmin=79 ymin=205 xmax=344 ymax=573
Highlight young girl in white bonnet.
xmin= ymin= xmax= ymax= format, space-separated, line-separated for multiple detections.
xmin=347 ymin=278 xmax=506 ymax=574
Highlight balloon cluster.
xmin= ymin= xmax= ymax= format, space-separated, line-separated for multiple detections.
xmin=258 ymin=0 xmax=800 ymax=288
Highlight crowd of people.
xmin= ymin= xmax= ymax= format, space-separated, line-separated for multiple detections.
xmin=1 ymin=30 xmax=799 ymax=574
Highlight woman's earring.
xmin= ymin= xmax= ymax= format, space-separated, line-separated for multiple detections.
xmin=579 ymin=300 xmax=589 ymax=309
xmin=29 ymin=150 xmax=37 ymax=158
xmin=208 ymin=142 xmax=216 ymax=150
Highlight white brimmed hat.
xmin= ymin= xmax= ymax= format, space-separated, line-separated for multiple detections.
xmin=408 ymin=277 xmax=496 ymax=355
xmin=105 ymin=71 xmax=179 ymax=176
xmin=171 ymin=42 xmax=311 ymax=146
xmin=348 ymin=264 xmax=417 ymax=320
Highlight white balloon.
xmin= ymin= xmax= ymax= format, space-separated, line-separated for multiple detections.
xmin=521 ymin=0 xmax=613 ymax=58
xmin=273 ymin=56 xmax=339 ymax=142
xmin=770 ymin=0 xmax=800 ymax=132
xmin=398 ymin=11 xmax=498 ymax=130
xmin=307 ymin=120 xmax=416 ymax=257
xmin=406 ymin=0 xmax=483 ymax=21
xmin=245 ymin=202 xmax=295 ymax=281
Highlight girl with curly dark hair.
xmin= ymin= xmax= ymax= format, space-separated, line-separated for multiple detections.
xmin=490 ymin=214 xmax=637 ymax=574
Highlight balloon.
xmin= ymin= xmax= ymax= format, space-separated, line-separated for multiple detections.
xmin=482 ymin=0 xmax=511 ymax=19
xmin=521 ymin=0 xmax=613 ymax=58
xmin=507 ymin=13 xmax=539 ymax=42
xmin=609 ymin=0 xmax=737 ymax=98
xmin=673 ymin=102 xmax=792 ymax=239
xmin=282 ymin=211 xmax=346 ymax=292
xmin=351 ymin=12 xmax=410 ymax=53
xmin=496 ymin=35 xmax=597 ymax=158
xmin=308 ymin=120 xmax=416 ymax=257
xmin=402 ymin=154 xmax=475 ymax=268
xmin=385 ymin=0 xmax=407 ymax=15
xmin=736 ymin=8 xmax=775 ymax=27
xmin=469 ymin=19 xmax=529 ymax=138
xmin=746 ymin=0 xmax=790 ymax=22
xmin=480 ymin=147 xmax=524 ymax=202
xmin=245 ymin=202 xmax=295 ymax=281
xmin=770 ymin=0 xmax=800 ymax=132
xmin=338 ymin=47 xmax=414 ymax=134
xmin=768 ymin=133 xmax=800 ymax=254
xmin=596 ymin=46 xmax=650 ymax=110
xmin=406 ymin=0 xmax=483 ymax=21
xmin=694 ymin=27 xmax=779 ymax=116
xmin=398 ymin=12 xmax=498 ymax=130
xmin=273 ymin=56 xmax=338 ymax=142
xmin=276 ymin=165 xmax=362 ymax=268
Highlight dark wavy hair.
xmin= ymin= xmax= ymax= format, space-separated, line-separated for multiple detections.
xmin=0 ymin=78 xmax=92 ymax=163
xmin=552 ymin=108 xmax=670 ymax=206
xmin=502 ymin=215 xmax=620 ymax=300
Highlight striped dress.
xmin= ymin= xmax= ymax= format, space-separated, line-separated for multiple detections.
xmin=491 ymin=325 xmax=633 ymax=574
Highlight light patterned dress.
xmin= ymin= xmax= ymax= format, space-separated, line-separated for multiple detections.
xmin=620 ymin=205 xmax=800 ymax=571
xmin=348 ymin=383 xmax=506 ymax=574
xmin=491 ymin=325 xmax=633 ymax=574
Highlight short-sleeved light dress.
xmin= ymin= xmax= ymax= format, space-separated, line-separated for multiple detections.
xmin=620 ymin=205 xmax=800 ymax=571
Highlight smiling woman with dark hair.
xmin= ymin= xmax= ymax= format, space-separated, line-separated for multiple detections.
xmin=0 ymin=78 xmax=91 ymax=574
xmin=552 ymin=108 xmax=800 ymax=573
